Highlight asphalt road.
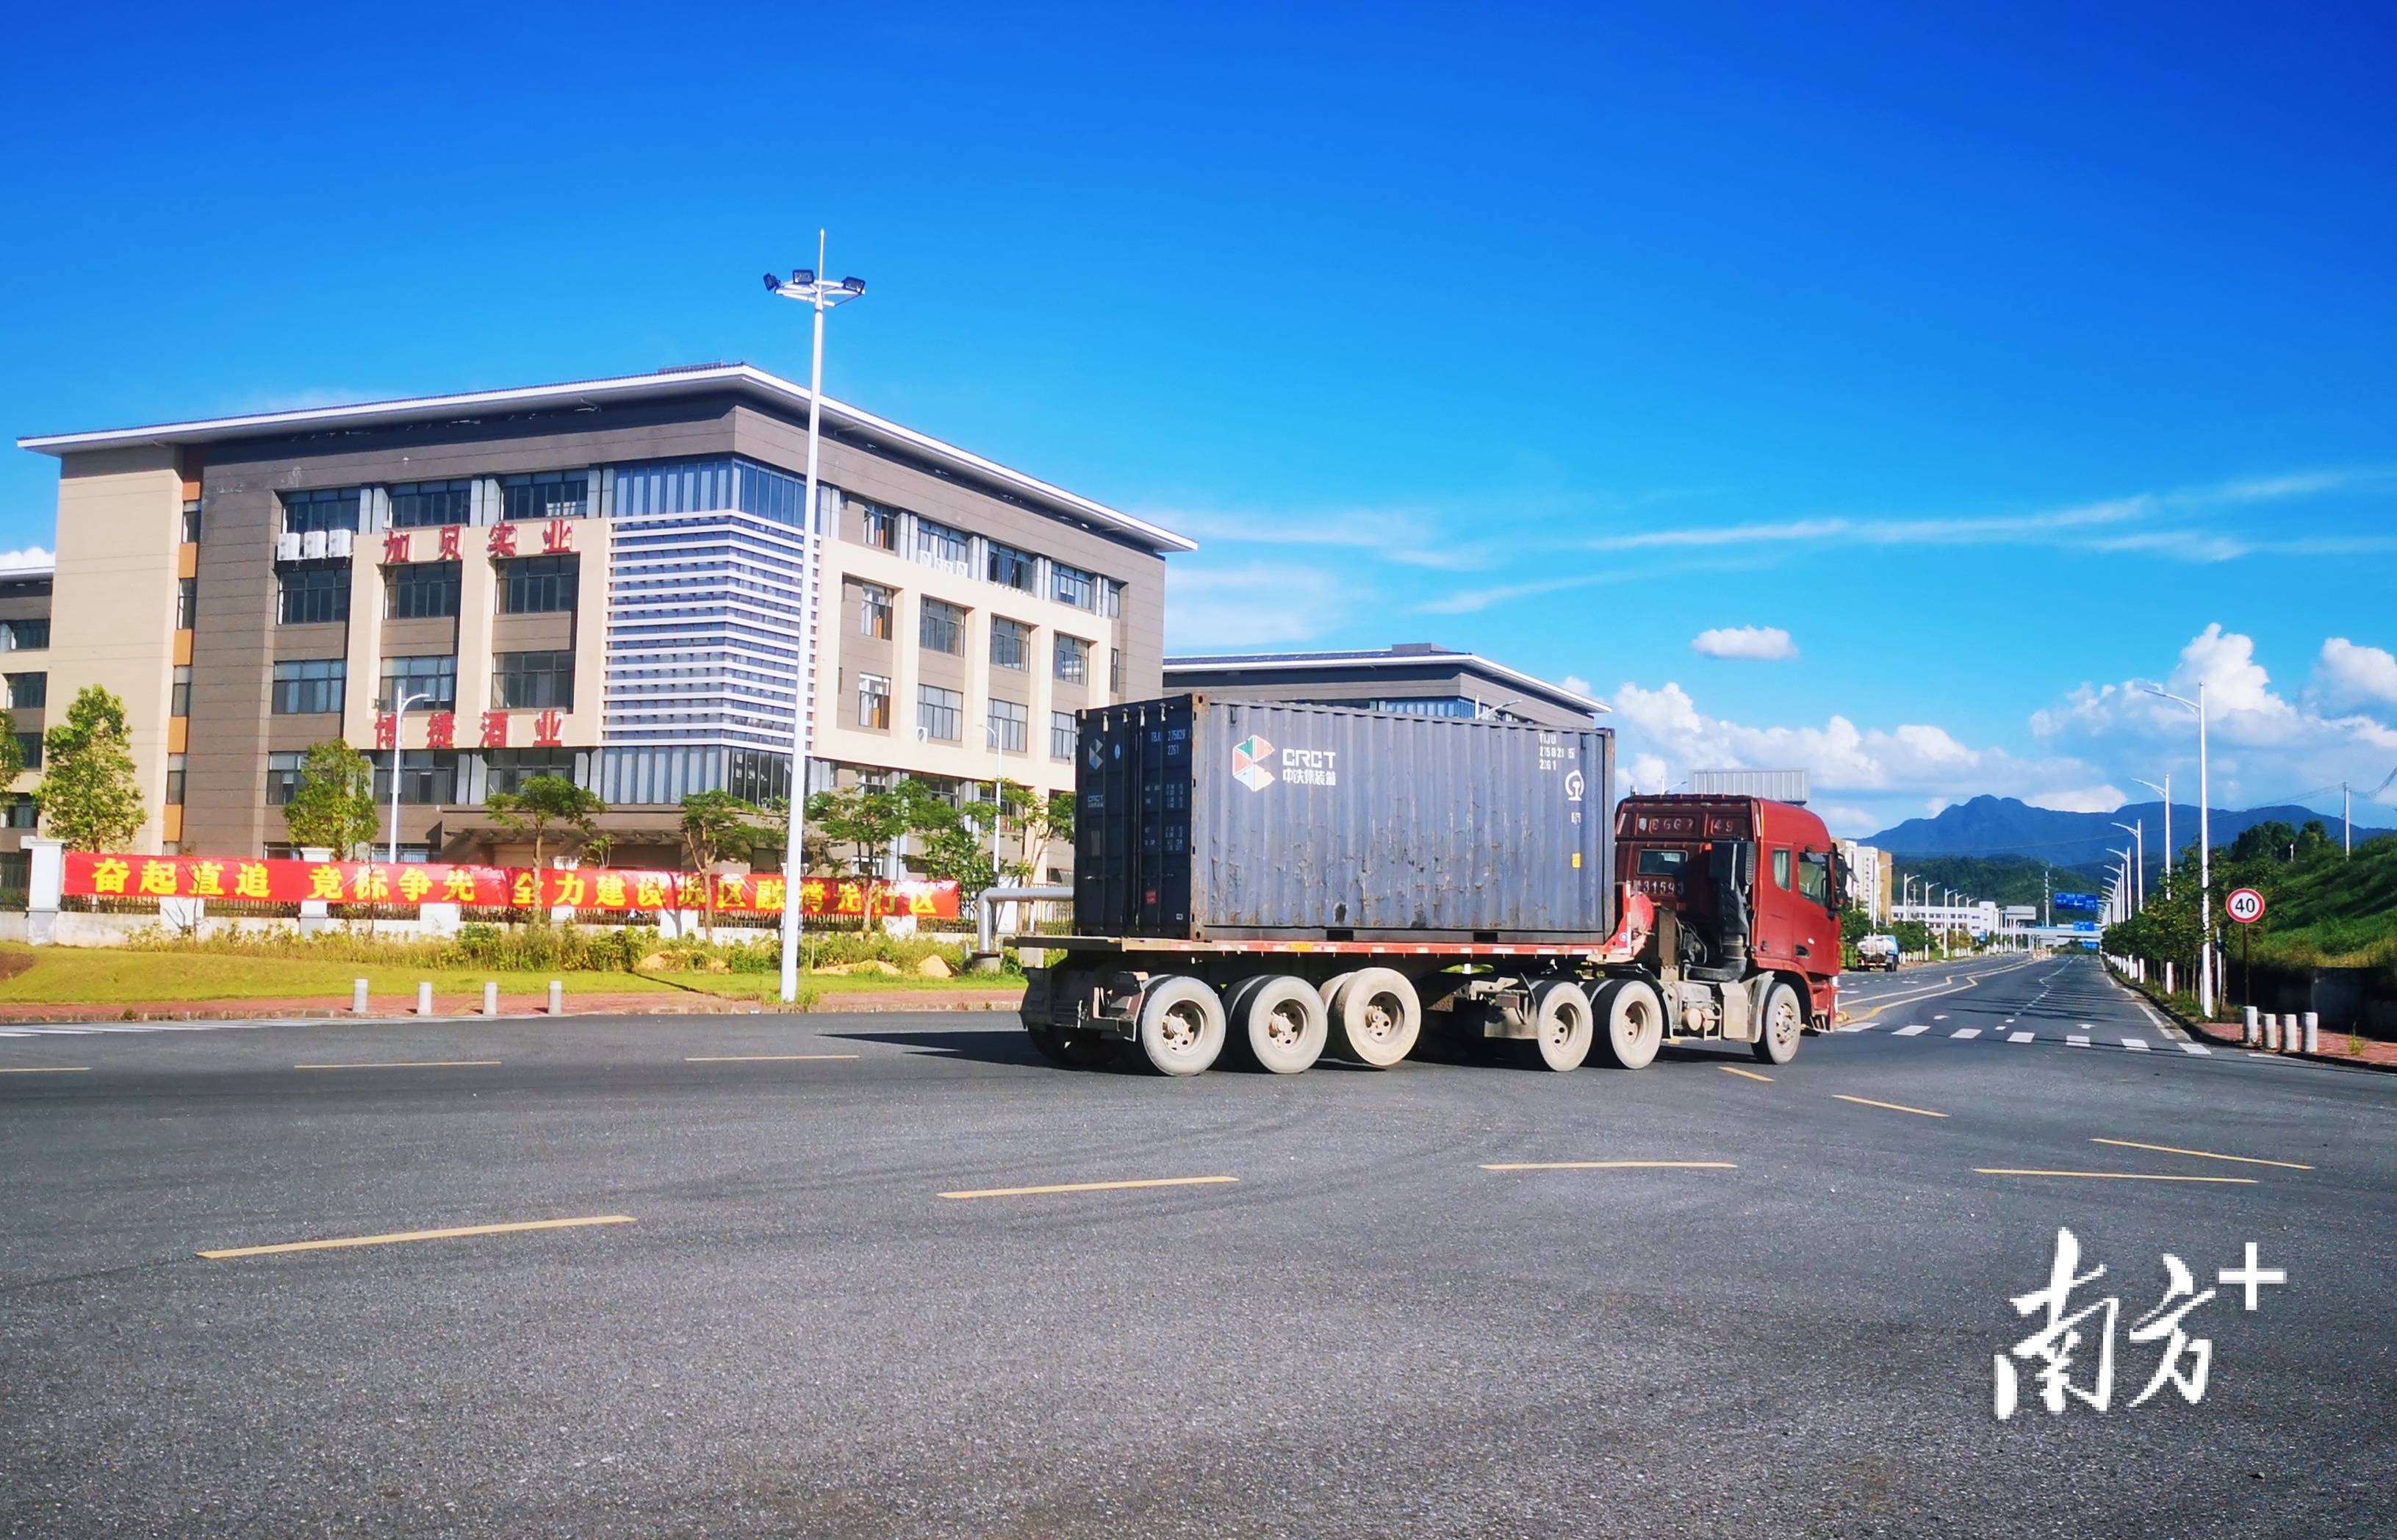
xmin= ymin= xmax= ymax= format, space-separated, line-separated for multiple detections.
xmin=2 ymin=954 xmax=2390 ymax=1538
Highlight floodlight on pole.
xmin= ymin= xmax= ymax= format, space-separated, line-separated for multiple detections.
xmin=763 ymin=233 xmax=867 ymax=1006
xmin=2143 ymin=682 xmax=2212 ymax=1017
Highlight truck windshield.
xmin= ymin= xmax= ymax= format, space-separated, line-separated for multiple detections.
xmin=1636 ymin=849 xmax=1688 ymax=876
xmin=1797 ymin=850 xmax=1831 ymax=907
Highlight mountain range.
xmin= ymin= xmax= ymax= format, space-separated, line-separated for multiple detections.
xmin=1864 ymin=795 xmax=2391 ymax=867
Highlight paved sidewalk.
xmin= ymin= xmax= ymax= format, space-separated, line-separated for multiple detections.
xmin=2180 ymin=1010 xmax=2397 ymax=1068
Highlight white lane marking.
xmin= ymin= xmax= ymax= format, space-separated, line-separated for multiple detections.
xmin=2178 ymin=1041 xmax=2213 ymax=1056
xmin=2008 ymin=1032 xmax=2035 ymax=1044
xmin=2123 ymin=1039 xmax=2150 ymax=1052
xmin=2068 ymin=1035 xmax=2091 ymax=1048
xmin=1893 ymin=1024 xmax=1930 ymax=1037
xmin=1952 ymin=1028 xmax=1983 ymax=1040
xmin=1933 ymin=1014 xmax=1949 ymax=1021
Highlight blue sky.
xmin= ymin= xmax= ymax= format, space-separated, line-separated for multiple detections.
xmin=5 ymin=1 xmax=2394 ymax=836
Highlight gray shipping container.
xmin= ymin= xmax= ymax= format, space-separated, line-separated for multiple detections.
xmin=1074 ymin=695 xmax=1614 ymax=941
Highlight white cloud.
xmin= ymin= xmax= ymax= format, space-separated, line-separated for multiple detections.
xmin=1145 ymin=507 xmax=1494 ymax=572
xmin=1606 ymin=680 xmax=2122 ymax=820
xmin=1561 ymin=674 xmax=1593 ymax=698
xmin=2315 ymin=638 xmax=2397 ymax=708
xmin=1164 ymin=562 xmax=1354 ymax=652
xmin=1691 ymin=625 xmax=1797 ymax=661
xmin=0 ymin=547 xmax=52 ymax=572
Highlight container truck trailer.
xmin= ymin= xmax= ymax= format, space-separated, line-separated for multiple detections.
xmin=1021 ymin=696 xmax=1845 ymax=1076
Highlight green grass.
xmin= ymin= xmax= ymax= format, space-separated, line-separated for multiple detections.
xmin=0 ymin=943 xmax=686 ymax=1007
xmin=669 ymin=970 xmax=1023 ymax=1002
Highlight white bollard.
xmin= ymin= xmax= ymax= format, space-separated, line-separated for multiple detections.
xmin=484 ymin=982 xmax=500 ymax=1017
xmin=2242 ymin=1005 xmax=2258 ymax=1047
xmin=2302 ymin=1012 xmax=2320 ymax=1055
xmin=416 ymin=981 xmax=434 ymax=1016
xmin=353 ymin=979 xmax=370 ymax=1015
xmin=2261 ymin=1013 xmax=2279 ymax=1052
xmin=547 ymin=980 xmax=564 ymax=1016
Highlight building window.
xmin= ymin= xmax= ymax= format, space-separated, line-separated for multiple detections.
xmin=502 ymin=470 xmax=588 ymax=522
xmin=856 ymin=582 xmax=893 ymax=640
xmin=372 ymin=750 xmax=459 ymax=806
xmin=1110 ymin=648 xmax=1122 ymax=694
xmin=12 ymin=733 xmax=38 ymax=771
xmin=2 ymin=796 xmax=35 ymax=829
xmin=860 ymin=504 xmax=897 ymax=550
xmin=1052 ymin=710 xmax=1077 ymax=761
xmin=991 ymin=616 xmax=1029 ymax=672
xmin=988 ymin=699 xmax=1028 ymax=754
xmin=281 ymin=488 xmax=361 ymax=535
xmin=176 ymin=577 xmax=198 ymax=630
xmin=492 ymin=650 xmax=574 ymax=710
xmin=499 ymin=554 xmax=578 ymax=614
xmin=919 ymin=598 xmax=965 ymax=655
xmin=265 ymin=751 xmax=305 ymax=805
xmin=389 ymin=479 xmax=473 ymax=529
xmin=1100 ymin=578 xmax=1122 ymax=619
xmin=4 ymin=672 xmax=43 ymax=710
xmin=170 ymin=666 xmax=190 ymax=718
xmin=270 ymin=659 xmax=346 ymax=716
xmin=914 ymin=517 xmax=970 ymax=575
xmin=379 ymin=655 xmax=457 ymax=711
xmin=180 ymin=499 xmax=204 ymax=545
xmin=164 ymin=754 xmax=187 ymax=806
xmin=475 ymin=748 xmax=587 ymax=797
xmin=386 ymin=561 xmax=461 ymax=619
xmin=0 ymin=618 xmax=48 ymax=652
xmin=1051 ymin=562 xmax=1095 ymax=610
xmin=918 ymin=684 xmax=962 ymax=742
xmin=278 ymin=564 xmax=350 ymax=625
xmin=987 ymin=541 xmax=1035 ymax=592
xmin=857 ymin=672 xmax=891 ymax=730
xmin=1054 ymin=634 xmax=1090 ymax=684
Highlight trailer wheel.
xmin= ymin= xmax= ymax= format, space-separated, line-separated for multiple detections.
xmin=1755 ymin=982 xmax=1803 ymax=1065
xmin=1520 ymin=979 xmax=1594 ymax=1072
xmin=1240 ymin=976 xmax=1328 ymax=1074
xmin=1138 ymin=976 xmax=1227 ymax=1076
xmin=1329 ymin=968 xmax=1421 ymax=1068
xmin=1592 ymin=979 xmax=1664 ymax=1070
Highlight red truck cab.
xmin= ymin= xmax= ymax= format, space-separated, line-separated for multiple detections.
xmin=1614 ymin=794 xmax=1844 ymax=1030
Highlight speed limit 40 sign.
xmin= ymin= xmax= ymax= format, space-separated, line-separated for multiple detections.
xmin=2226 ymin=888 xmax=2267 ymax=924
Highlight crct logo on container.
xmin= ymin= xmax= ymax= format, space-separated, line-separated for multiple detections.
xmin=1232 ymin=734 xmax=1276 ymax=791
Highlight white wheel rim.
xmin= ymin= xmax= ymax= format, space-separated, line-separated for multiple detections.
xmin=1359 ymin=993 xmax=1401 ymax=1044
xmin=1160 ymin=1001 xmax=1207 ymax=1054
xmin=1263 ymin=1000 xmax=1305 ymax=1048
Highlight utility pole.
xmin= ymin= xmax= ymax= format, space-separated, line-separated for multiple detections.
xmin=2344 ymin=782 xmax=2351 ymax=857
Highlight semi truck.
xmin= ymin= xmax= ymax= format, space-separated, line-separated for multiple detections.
xmin=1020 ymin=696 xmax=1844 ymax=1076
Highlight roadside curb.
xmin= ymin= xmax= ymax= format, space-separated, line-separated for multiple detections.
xmin=2113 ymin=974 xmax=2397 ymax=1076
xmin=0 ymin=990 xmax=1027 ymax=1026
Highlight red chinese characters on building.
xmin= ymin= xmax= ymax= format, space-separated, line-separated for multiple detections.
xmin=487 ymin=523 xmax=518 ymax=558
xmin=373 ymin=712 xmax=400 ymax=751
xmin=382 ymin=530 xmax=412 ymax=564
xmin=479 ymin=710 xmax=509 ymax=748
xmin=437 ymin=524 xmax=462 ymax=560
xmin=425 ymin=710 xmax=456 ymax=749
xmin=542 ymin=519 xmax=575 ymax=554
xmin=532 ymin=709 xmax=565 ymax=746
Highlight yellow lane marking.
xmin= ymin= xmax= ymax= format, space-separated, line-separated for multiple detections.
xmin=1833 ymin=1093 xmax=1948 ymax=1119
xmin=294 ymin=1059 xmax=501 ymax=1070
xmin=684 ymin=1054 xmax=861 ymax=1063
xmin=1481 ymin=1161 xmax=1739 ymax=1172
xmin=2091 ymin=1137 xmax=2313 ymax=1171
xmin=198 ymin=1214 xmax=636 ymax=1259
xmin=1975 ymin=1169 xmax=2257 ymax=1185
xmin=939 ymin=1176 xmax=1238 ymax=1201
xmin=1719 ymin=1066 xmax=1774 ymax=1083
xmin=0 ymin=1066 xmax=91 ymax=1074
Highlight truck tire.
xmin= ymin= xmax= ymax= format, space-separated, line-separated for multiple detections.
xmin=1754 ymin=982 xmax=1804 ymax=1065
xmin=1138 ymin=975 xmax=1226 ymax=1076
xmin=1520 ymin=978 xmax=1594 ymax=1072
xmin=1240 ymin=975 xmax=1328 ymax=1074
xmin=1329 ymin=967 xmax=1421 ymax=1068
xmin=1592 ymin=978 xmax=1664 ymax=1070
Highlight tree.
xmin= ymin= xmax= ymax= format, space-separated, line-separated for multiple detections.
xmin=680 ymin=790 xmax=766 ymax=938
xmin=0 ymin=705 xmax=22 ymax=786
xmin=34 ymin=686 xmax=143 ymax=851
xmin=806 ymin=783 xmax=914 ymax=877
xmin=1004 ymin=783 xmax=1075 ymax=884
xmin=581 ymin=830 xmax=618 ymax=869
xmin=912 ymin=816 xmax=999 ymax=901
xmin=282 ymin=739 xmax=378 ymax=857
xmin=486 ymin=775 xmax=606 ymax=901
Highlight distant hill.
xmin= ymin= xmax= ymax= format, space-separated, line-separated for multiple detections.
xmin=1865 ymin=795 xmax=2390 ymax=867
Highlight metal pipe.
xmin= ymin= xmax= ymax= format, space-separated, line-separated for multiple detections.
xmin=977 ymin=884 xmax=1074 ymax=953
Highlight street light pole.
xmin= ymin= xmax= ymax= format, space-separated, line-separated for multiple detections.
xmin=2134 ymin=774 xmax=2171 ymax=900
xmin=2112 ymin=819 xmax=2143 ymax=910
xmin=2145 ymin=682 xmax=2212 ymax=1016
xmin=765 ymin=238 xmax=869 ymax=1006
xmin=386 ymin=691 xmax=431 ymax=863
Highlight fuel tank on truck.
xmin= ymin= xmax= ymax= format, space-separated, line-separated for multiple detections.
xmin=1072 ymin=695 xmax=1614 ymax=941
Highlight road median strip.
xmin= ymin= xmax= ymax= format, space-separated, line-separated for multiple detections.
xmin=938 ymin=1176 xmax=1237 ymax=1201
xmin=198 ymin=1214 xmax=636 ymax=1259
xmin=1831 ymin=1093 xmax=1947 ymax=1119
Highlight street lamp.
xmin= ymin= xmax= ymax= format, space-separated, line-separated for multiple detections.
xmin=384 ymin=691 xmax=432 ymax=863
xmin=984 ymin=717 xmax=1010 ymax=879
xmin=2133 ymin=774 xmax=2171 ymax=900
xmin=764 ymin=236 xmax=868 ymax=1006
xmin=2111 ymin=819 xmax=2143 ymax=910
xmin=2106 ymin=847 xmax=2133 ymax=923
xmin=2143 ymin=682 xmax=2212 ymax=1016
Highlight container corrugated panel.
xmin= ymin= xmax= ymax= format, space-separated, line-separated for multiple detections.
xmin=1074 ymin=695 xmax=1614 ymax=940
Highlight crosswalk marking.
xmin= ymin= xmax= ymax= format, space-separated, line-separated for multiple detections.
xmin=2123 ymin=1040 xmax=2149 ymax=1052
xmin=2008 ymin=1032 xmax=2035 ymax=1044
xmin=1893 ymin=1024 xmax=1930 ymax=1037
xmin=1951 ymin=1028 xmax=1982 ymax=1040
xmin=2178 ymin=1041 xmax=2212 ymax=1056
xmin=2068 ymin=1035 xmax=2091 ymax=1048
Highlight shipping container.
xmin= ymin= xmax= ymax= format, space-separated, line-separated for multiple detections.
xmin=1074 ymin=695 xmax=1614 ymax=941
